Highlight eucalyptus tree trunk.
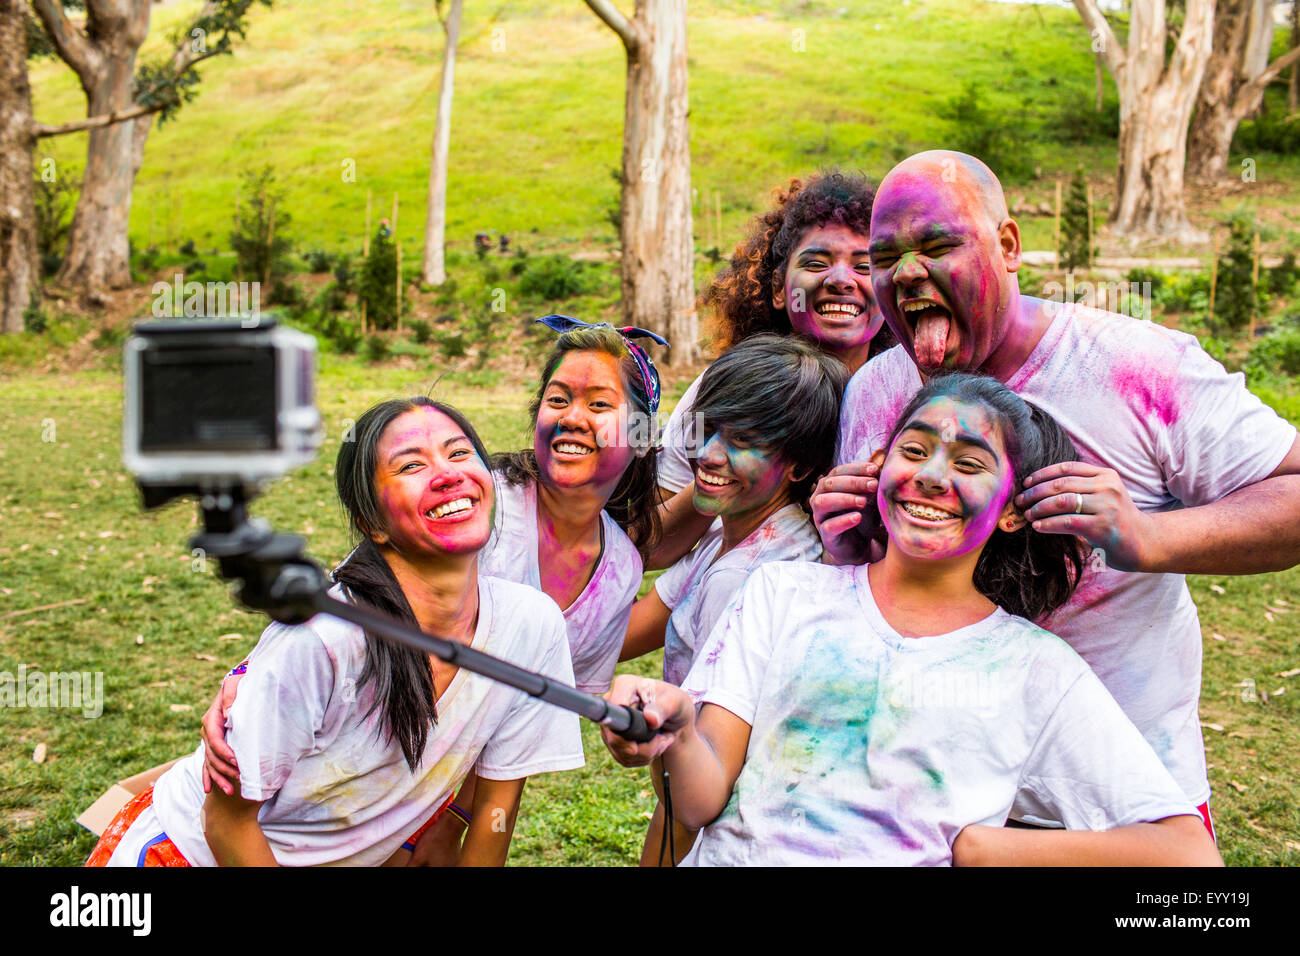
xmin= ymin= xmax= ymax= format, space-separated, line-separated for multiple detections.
xmin=584 ymin=0 xmax=697 ymax=365
xmin=1 ymin=0 xmax=39 ymax=332
xmin=423 ymin=0 xmax=463 ymax=287
xmin=32 ymin=0 xmax=154 ymax=293
xmin=1187 ymin=0 xmax=1300 ymax=184
xmin=1074 ymin=0 xmax=1214 ymax=242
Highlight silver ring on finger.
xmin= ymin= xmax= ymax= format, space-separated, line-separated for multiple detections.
xmin=1074 ymin=492 xmax=1085 ymax=515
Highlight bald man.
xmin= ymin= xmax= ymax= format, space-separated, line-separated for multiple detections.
xmin=814 ymin=150 xmax=1300 ymax=831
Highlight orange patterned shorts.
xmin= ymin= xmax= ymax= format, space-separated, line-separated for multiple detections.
xmin=86 ymin=785 xmax=191 ymax=867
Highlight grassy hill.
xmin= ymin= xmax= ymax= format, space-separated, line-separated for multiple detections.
xmin=30 ymin=0 xmax=1299 ymax=261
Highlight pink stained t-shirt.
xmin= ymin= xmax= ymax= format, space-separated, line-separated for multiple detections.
xmin=836 ymin=302 xmax=1297 ymax=807
xmin=478 ymin=472 xmax=642 ymax=694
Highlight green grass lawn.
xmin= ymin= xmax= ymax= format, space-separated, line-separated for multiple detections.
xmin=0 ymin=343 xmax=1298 ymax=866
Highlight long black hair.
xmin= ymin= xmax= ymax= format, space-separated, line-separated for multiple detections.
xmin=492 ymin=325 xmax=661 ymax=559
xmin=333 ymin=397 xmax=492 ymax=770
xmin=689 ymin=334 xmax=847 ymax=507
xmin=885 ymin=373 xmax=1086 ymax=622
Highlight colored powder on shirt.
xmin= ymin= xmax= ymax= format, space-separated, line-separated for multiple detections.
xmin=1110 ymin=357 xmax=1182 ymax=427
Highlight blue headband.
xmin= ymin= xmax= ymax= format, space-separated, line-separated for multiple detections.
xmin=534 ymin=314 xmax=669 ymax=416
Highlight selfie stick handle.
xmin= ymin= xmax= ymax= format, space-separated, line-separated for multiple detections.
xmin=307 ymin=590 xmax=655 ymax=742
xmin=191 ymin=506 xmax=656 ymax=743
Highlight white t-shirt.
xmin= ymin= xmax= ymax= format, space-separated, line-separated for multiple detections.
xmin=680 ymin=561 xmax=1198 ymax=866
xmin=835 ymin=303 xmax=1298 ymax=806
xmin=655 ymin=503 xmax=822 ymax=686
xmin=150 ymin=578 xmax=584 ymax=867
xmin=658 ymin=372 xmax=706 ymax=494
xmin=479 ymin=472 xmax=642 ymax=693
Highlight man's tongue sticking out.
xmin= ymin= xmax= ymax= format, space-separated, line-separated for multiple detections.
xmin=914 ymin=310 xmax=951 ymax=368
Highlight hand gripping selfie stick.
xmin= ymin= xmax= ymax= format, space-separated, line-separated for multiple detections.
xmin=189 ymin=489 xmax=656 ymax=743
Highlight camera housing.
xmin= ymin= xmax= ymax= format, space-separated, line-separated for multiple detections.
xmin=123 ymin=319 xmax=321 ymax=507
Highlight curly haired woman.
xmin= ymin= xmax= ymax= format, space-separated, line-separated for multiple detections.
xmin=653 ymin=168 xmax=892 ymax=568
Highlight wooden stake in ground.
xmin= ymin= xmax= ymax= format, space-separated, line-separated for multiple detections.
xmin=1054 ymin=179 xmax=1062 ymax=271
xmin=1208 ymin=230 xmax=1220 ymax=319
xmin=362 ymin=190 xmax=372 ymax=334
xmin=264 ymin=205 xmax=275 ymax=288
xmin=1250 ymin=231 xmax=1261 ymax=339
xmin=1085 ymin=183 xmax=1095 ymax=270
xmin=392 ymin=193 xmax=401 ymax=332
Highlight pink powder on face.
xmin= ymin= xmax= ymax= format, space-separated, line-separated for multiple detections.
xmin=1110 ymin=357 xmax=1182 ymax=427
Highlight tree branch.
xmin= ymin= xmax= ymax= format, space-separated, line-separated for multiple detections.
xmin=583 ymin=0 xmax=638 ymax=54
xmin=33 ymin=47 xmax=226 ymax=138
xmin=1071 ymin=0 xmax=1125 ymax=78
xmin=30 ymin=0 xmax=100 ymax=90
xmin=166 ymin=1 xmax=222 ymax=75
xmin=1236 ymin=45 xmax=1300 ymax=116
xmin=34 ymin=99 xmax=163 ymax=138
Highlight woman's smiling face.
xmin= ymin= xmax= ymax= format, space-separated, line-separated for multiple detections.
xmin=775 ymin=223 xmax=884 ymax=357
xmin=692 ymin=424 xmax=797 ymax=521
xmin=534 ymin=350 xmax=639 ymax=494
xmin=372 ymin=406 xmax=494 ymax=559
xmin=876 ymin=396 xmax=1018 ymax=561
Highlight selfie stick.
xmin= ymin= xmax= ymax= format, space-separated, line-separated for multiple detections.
xmin=189 ymin=491 xmax=655 ymax=743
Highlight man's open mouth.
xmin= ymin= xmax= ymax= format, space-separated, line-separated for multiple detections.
xmin=900 ymin=299 xmax=953 ymax=367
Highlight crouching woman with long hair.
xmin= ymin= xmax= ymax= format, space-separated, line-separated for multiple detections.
xmin=88 ymin=398 xmax=583 ymax=866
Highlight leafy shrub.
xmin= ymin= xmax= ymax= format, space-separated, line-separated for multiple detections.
xmin=1045 ymin=93 xmax=1119 ymax=145
xmin=365 ymin=334 xmax=392 ymax=363
xmin=1124 ymin=268 xmax=1167 ymax=296
xmin=268 ymin=279 xmax=302 ymax=307
xmin=180 ymin=238 xmax=197 ymax=257
xmin=1247 ymin=329 xmax=1300 ymax=378
xmin=436 ymin=331 xmax=468 ymax=359
xmin=1266 ymin=252 xmax=1298 ymax=299
xmin=305 ymin=249 xmax=335 ymax=273
xmin=519 ymin=255 xmax=591 ymax=301
xmin=333 ymin=254 xmax=354 ymax=293
xmin=1234 ymin=112 xmax=1300 ymax=155
xmin=358 ymin=228 xmax=398 ymax=329
xmin=435 ymin=277 xmax=460 ymax=307
xmin=230 ymin=166 xmax=294 ymax=282
xmin=322 ymin=315 xmax=362 ymax=354
xmin=95 ymin=324 xmax=128 ymax=350
xmin=409 ymin=319 xmax=433 ymax=344
xmin=1160 ymin=271 xmax=1211 ymax=313
xmin=33 ymin=158 xmax=77 ymax=263
xmin=1214 ymin=213 xmax=1262 ymax=332
xmin=23 ymin=299 xmax=48 ymax=334
xmin=1058 ymin=168 xmax=1093 ymax=273
xmin=935 ymin=83 xmax=1036 ymax=180
xmin=314 ymin=283 xmax=348 ymax=314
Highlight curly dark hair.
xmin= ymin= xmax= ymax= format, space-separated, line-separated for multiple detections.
xmin=701 ymin=168 xmax=895 ymax=356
